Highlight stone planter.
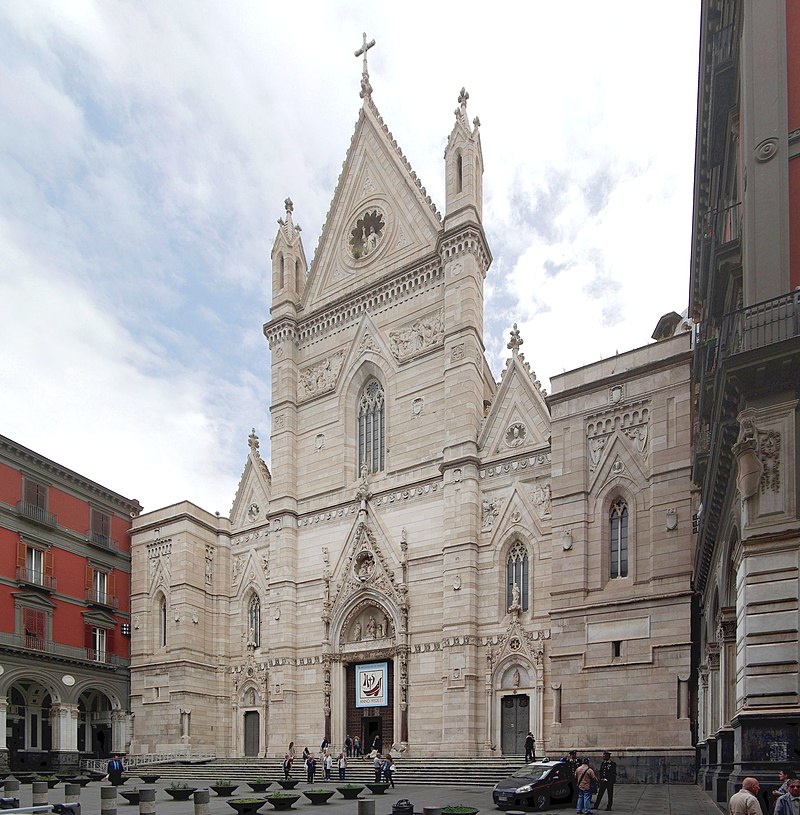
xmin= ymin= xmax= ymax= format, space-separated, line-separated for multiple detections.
xmin=336 ymin=785 xmax=364 ymax=800
xmin=304 ymin=789 xmax=335 ymax=805
xmin=138 ymin=775 xmax=160 ymax=784
xmin=68 ymin=776 xmax=93 ymax=787
xmin=265 ymin=793 xmax=301 ymax=810
xmin=277 ymin=779 xmax=299 ymax=790
xmin=212 ymin=784 xmax=240 ymax=796
xmin=226 ymin=798 xmax=267 ymax=815
xmin=118 ymin=789 xmax=140 ymax=805
xmin=441 ymin=808 xmax=479 ymax=815
xmin=165 ymin=787 xmax=197 ymax=801
xmin=365 ymin=783 xmax=390 ymax=795
xmin=248 ymin=781 xmax=272 ymax=793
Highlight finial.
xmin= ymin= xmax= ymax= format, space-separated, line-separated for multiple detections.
xmin=458 ymin=87 xmax=469 ymax=108
xmin=507 ymin=323 xmax=523 ymax=355
xmin=355 ymin=32 xmax=376 ymax=101
xmin=248 ymin=428 xmax=259 ymax=451
xmin=284 ymin=198 xmax=293 ymax=214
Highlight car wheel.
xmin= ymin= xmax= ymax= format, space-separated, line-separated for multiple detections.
xmin=532 ymin=792 xmax=548 ymax=810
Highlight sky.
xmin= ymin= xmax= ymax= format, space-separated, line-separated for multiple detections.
xmin=0 ymin=1 xmax=701 ymax=514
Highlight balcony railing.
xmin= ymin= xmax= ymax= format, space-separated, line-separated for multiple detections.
xmin=721 ymin=291 xmax=800 ymax=357
xmin=85 ymin=589 xmax=119 ymax=609
xmin=16 ymin=501 xmax=57 ymax=527
xmin=86 ymin=531 xmax=119 ymax=551
xmin=0 ymin=631 xmax=127 ymax=666
xmin=710 ymin=203 xmax=742 ymax=248
xmin=16 ymin=566 xmax=57 ymax=591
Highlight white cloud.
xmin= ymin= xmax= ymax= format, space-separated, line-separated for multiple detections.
xmin=0 ymin=0 xmax=700 ymax=510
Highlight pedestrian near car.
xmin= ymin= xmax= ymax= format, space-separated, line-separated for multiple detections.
xmin=595 ymin=751 xmax=617 ymax=811
xmin=575 ymin=758 xmax=597 ymax=815
xmin=564 ymin=751 xmax=580 ymax=803
xmin=730 ymin=778 xmax=762 ymax=815
xmin=524 ymin=732 xmax=536 ymax=763
xmin=775 ymin=779 xmax=800 ymax=815
xmin=338 ymin=752 xmax=347 ymax=781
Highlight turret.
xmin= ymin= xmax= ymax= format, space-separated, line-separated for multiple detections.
xmin=443 ymin=88 xmax=484 ymax=230
xmin=270 ymin=198 xmax=307 ymax=318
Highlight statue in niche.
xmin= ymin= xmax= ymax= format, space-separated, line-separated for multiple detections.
xmin=512 ymin=669 xmax=521 ymax=688
xmin=509 ymin=582 xmax=521 ymax=612
xmin=353 ymin=621 xmax=362 ymax=642
xmin=366 ymin=615 xmax=377 ymax=639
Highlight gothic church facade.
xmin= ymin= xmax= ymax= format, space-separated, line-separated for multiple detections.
xmin=129 ymin=69 xmax=695 ymax=777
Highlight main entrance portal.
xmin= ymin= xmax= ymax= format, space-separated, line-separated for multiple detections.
xmin=500 ymin=694 xmax=529 ymax=755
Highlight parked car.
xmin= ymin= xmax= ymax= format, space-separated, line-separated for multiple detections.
xmin=493 ymin=759 xmax=575 ymax=811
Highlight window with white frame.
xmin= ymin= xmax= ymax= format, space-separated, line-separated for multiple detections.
xmin=93 ymin=569 xmax=107 ymax=604
xmin=26 ymin=546 xmax=44 ymax=585
xmin=358 ymin=378 xmax=385 ymax=474
xmin=91 ymin=627 xmax=107 ymax=661
xmin=610 ymin=499 xmax=629 ymax=578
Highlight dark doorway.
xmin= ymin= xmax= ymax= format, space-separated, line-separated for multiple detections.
xmin=244 ymin=711 xmax=260 ymax=756
xmin=500 ymin=694 xmax=529 ymax=755
xmin=363 ymin=717 xmax=383 ymax=752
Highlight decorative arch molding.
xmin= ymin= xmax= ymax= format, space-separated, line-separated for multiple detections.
xmin=591 ymin=481 xmax=641 ymax=584
xmin=0 ymin=670 xmax=62 ymax=703
xmin=337 ymin=594 xmax=399 ymax=649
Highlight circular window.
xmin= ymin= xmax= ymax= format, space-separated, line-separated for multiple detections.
xmin=349 ymin=209 xmax=385 ymax=260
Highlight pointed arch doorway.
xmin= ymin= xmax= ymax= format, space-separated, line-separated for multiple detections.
xmin=243 ymin=711 xmax=259 ymax=757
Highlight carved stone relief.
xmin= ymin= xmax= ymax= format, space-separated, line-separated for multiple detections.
xmin=389 ymin=309 xmax=444 ymax=362
xmin=299 ymin=352 xmax=344 ymax=400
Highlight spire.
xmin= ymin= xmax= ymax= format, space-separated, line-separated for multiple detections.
xmin=277 ymin=197 xmax=301 ymax=244
xmin=248 ymin=428 xmax=259 ymax=452
xmin=355 ymin=32 xmax=376 ymax=102
xmin=443 ymin=87 xmax=484 ymax=226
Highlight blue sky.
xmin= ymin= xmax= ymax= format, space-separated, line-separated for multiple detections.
xmin=0 ymin=1 xmax=700 ymax=512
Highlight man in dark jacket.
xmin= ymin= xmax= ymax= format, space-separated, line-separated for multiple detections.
xmin=595 ymin=751 xmax=617 ymax=811
xmin=524 ymin=732 xmax=536 ymax=763
xmin=106 ymin=753 xmax=124 ymax=786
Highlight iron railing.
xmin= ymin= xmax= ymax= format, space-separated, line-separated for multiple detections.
xmin=85 ymin=589 xmax=119 ymax=609
xmin=16 ymin=500 xmax=57 ymax=527
xmin=16 ymin=566 xmax=57 ymax=590
xmin=86 ymin=531 xmax=119 ymax=551
xmin=721 ymin=290 xmax=800 ymax=357
xmin=0 ymin=631 xmax=127 ymax=667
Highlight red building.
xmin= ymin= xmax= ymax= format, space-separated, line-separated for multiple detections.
xmin=0 ymin=434 xmax=141 ymax=774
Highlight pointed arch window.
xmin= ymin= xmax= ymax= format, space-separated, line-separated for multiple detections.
xmin=158 ymin=595 xmax=167 ymax=647
xmin=506 ymin=541 xmax=529 ymax=611
xmin=456 ymin=153 xmax=464 ymax=193
xmin=248 ymin=595 xmax=261 ymax=647
xmin=358 ymin=378 xmax=385 ymax=473
xmin=610 ymin=499 xmax=629 ymax=578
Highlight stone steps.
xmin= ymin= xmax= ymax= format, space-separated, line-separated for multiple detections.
xmin=129 ymin=755 xmax=529 ymax=787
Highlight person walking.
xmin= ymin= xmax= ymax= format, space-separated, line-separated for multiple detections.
xmin=775 ymin=779 xmax=800 ymax=815
xmin=729 ymin=778 xmax=762 ymax=815
xmin=373 ymin=752 xmax=383 ymax=783
xmin=106 ymin=753 xmax=125 ymax=786
xmin=345 ymin=735 xmax=352 ymax=757
xmin=338 ymin=752 xmax=347 ymax=781
xmin=372 ymin=733 xmax=382 ymax=754
xmin=383 ymin=755 xmax=395 ymax=788
xmin=283 ymin=754 xmax=292 ymax=780
xmin=353 ymin=735 xmax=362 ymax=757
xmin=575 ymin=757 xmax=597 ymax=815
xmin=524 ymin=732 xmax=536 ymax=763
xmin=595 ymin=751 xmax=617 ymax=811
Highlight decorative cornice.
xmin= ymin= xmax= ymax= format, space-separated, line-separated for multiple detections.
xmin=439 ymin=226 xmax=491 ymax=275
xmin=479 ymin=452 xmax=551 ymax=481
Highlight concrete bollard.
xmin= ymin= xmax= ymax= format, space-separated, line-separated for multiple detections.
xmin=3 ymin=778 xmax=20 ymax=794
xmin=32 ymin=780 xmax=49 ymax=806
xmin=193 ymin=788 xmax=210 ymax=815
xmin=358 ymin=799 xmax=376 ymax=815
xmin=138 ymin=786 xmax=156 ymax=815
xmin=101 ymin=784 xmax=118 ymax=815
xmin=65 ymin=782 xmax=81 ymax=803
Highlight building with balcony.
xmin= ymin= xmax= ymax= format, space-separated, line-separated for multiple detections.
xmin=690 ymin=0 xmax=800 ymax=802
xmin=0 ymin=434 xmax=141 ymax=774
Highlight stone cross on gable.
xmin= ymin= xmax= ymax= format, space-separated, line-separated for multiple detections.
xmin=355 ymin=32 xmax=376 ymax=100
xmin=508 ymin=323 xmax=523 ymax=354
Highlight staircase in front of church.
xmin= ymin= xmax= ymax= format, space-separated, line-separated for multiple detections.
xmin=129 ymin=755 xmax=528 ymax=787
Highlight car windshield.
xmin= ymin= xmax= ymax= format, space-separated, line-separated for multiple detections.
xmin=511 ymin=765 xmax=551 ymax=781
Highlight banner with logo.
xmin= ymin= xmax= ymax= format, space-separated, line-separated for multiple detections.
xmin=355 ymin=662 xmax=388 ymax=708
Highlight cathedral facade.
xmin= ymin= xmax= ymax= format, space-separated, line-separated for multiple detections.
xmin=129 ymin=68 xmax=696 ymax=778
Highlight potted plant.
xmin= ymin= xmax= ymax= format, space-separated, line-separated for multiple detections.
xmin=277 ymin=778 xmax=300 ymax=789
xmin=365 ymin=782 xmax=390 ymax=795
xmin=165 ymin=782 xmax=197 ymax=801
xmin=265 ymin=791 xmax=301 ymax=810
xmin=118 ymin=788 xmax=140 ymax=805
xmin=138 ymin=774 xmax=160 ymax=784
xmin=441 ymin=807 xmax=479 ymax=815
xmin=248 ymin=779 xmax=272 ymax=793
xmin=226 ymin=798 xmax=267 ymax=815
xmin=212 ymin=780 xmax=239 ymax=796
xmin=303 ymin=788 xmax=335 ymax=805
xmin=336 ymin=784 xmax=365 ymax=800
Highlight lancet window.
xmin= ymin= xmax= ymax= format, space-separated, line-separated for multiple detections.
xmin=358 ymin=378 xmax=385 ymax=473
xmin=506 ymin=541 xmax=529 ymax=611
xmin=610 ymin=499 xmax=629 ymax=578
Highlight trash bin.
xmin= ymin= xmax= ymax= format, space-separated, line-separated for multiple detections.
xmin=392 ymin=799 xmax=414 ymax=815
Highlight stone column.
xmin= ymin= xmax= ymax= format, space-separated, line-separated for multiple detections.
xmin=32 ymin=781 xmax=48 ymax=806
xmin=50 ymin=703 xmax=80 ymax=774
xmin=111 ymin=710 xmax=129 ymax=754
xmin=193 ymin=788 xmax=210 ymax=815
xmin=139 ymin=787 xmax=156 ymax=815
